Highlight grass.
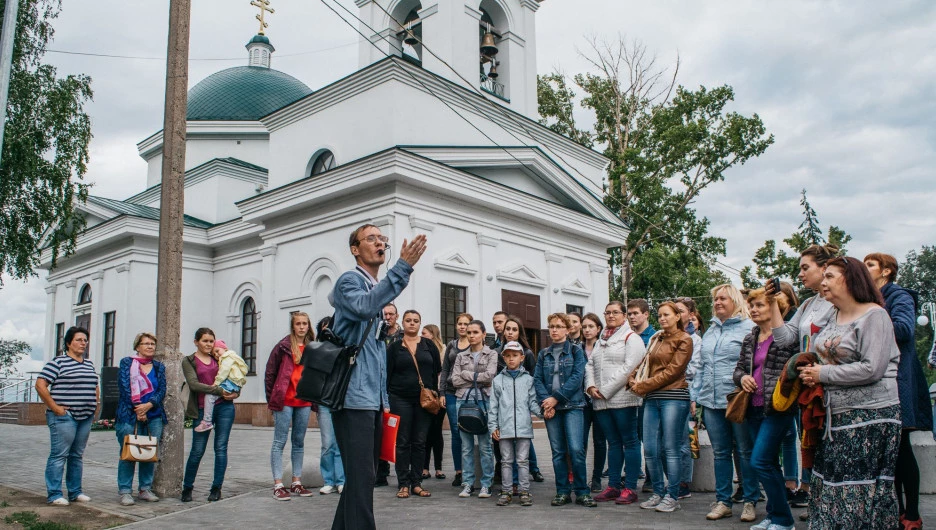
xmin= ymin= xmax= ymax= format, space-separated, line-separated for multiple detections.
xmin=3 ymin=510 xmax=82 ymax=530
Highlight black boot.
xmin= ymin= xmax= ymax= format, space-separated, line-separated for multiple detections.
xmin=207 ymin=486 xmax=221 ymax=502
xmin=180 ymin=487 xmax=193 ymax=503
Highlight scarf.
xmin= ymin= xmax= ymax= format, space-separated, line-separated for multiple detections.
xmin=601 ymin=326 xmax=618 ymax=341
xmin=130 ymin=355 xmax=155 ymax=404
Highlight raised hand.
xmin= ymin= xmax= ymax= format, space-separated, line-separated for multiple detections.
xmin=399 ymin=234 xmax=428 ymax=266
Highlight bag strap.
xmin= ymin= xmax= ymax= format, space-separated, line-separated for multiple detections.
xmin=348 ymin=318 xmax=376 ymax=363
xmin=407 ymin=340 xmax=426 ymax=389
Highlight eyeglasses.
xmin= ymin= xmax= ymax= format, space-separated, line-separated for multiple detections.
xmin=356 ymin=234 xmax=389 ymax=245
xmin=548 ymin=325 xmax=567 ymax=330
xmin=603 ymin=310 xmax=624 ymax=316
xmin=139 ymin=342 xmax=156 ymax=347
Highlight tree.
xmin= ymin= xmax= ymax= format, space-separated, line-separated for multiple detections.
xmin=0 ymin=0 xmax=93 ymax=285
xmin=538 ymin=36 xmax=773 ymax=302
xmin=741 ymin=189 xmax=852 ymax=298
xmin=0 ymin=339 xmax=29 ymax=377
xmin=899 ymin=245 xmax=936 ymax=383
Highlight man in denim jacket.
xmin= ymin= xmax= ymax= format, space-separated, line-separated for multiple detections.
xmin=329 ymin=224 xmax=426 ymax=530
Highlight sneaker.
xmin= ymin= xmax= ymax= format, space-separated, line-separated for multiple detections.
xmin=194 ymin=420 xmax=214 ymax=433
xmin=452 ymin=472 xmax=463 ymax=487
xmin=732 ymin=485 xmax=744 ymax=503
xmin=642 ymin=480 xmax=654 ymax=493
xmin=519 ymin=491 xmax=533 ymax=506
xmin=640 ymin=494 xmax=663 ymax=509
xmin=137 ymin=490 xmax=159 ymax=502
xmin=615 ymin=488 xmax=638 ymax=505
xmin=706 ymin=501 xmax=733 ymax=520
xmin=532 ymin=471 xmax=545 ymax=482
xmin=50 ymin=497 xmax=69 ymax=506
xmin=319 ymin=485 xmax=337 ymax=495
xmin=750 ymin=517 xmax=773 ymax=530
xmin=551 ymin=493 xmax=571 ymax=506
xmin=575 ymin=494 xmax=597 ymax=507
xmin=766 ymin=524 xmax=795 ymax=530
xmin=73 ymin=494 xmax=91 ymax=503
xmin=590 ymin=479 xmax=602 ymax=493
xmin=741 ymin=502 xmax=757 ymax=522
xmin=119 ymin=493 xmax=135 ymax=506
xmin=478 ymin=487 xmax=492 ymax=498
xmin=207 ymin=486 xmax=221 ymax=502
xmin=593 ymin=487 xmax=621 ymax=502
xmin=180 ymin=487 xmax=193 ymax=503
xmin=655 ymin=495 xmax=680 ymax=513
xmin=496 ymin=491 xmax=512 ymax=506
xmin=789 ymin=488 xmax=809 ymax=508
xmin=459 ymin=484 xmax=474 ymax=498
xmin=290 ymin=483 xmax=313 ymax=497
xmin=273 ymin=485 xmax=291 ymax=501
xmin=678 ymin=482 xmax=691 ymax=499
xmin=337 ymin=485 xmax=344 ymax=494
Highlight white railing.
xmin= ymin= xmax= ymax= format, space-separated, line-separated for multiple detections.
xmin=480 ymin=74 xmax=506 ymax=99
xmin=0 ymin=373 xmax=41 ymax=408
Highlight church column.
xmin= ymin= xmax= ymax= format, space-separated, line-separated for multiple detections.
xmin=406 ymin=214 xmax=435 ymax=313
xmin=44 ymin=285 xmax=57 ymax=360
xmin=517 ymin=0 xmax=540 ymax=118
xmin=476 ymin=234 xmax=499 ymax=318
xmin=115 ymin=263 xmax=131 ymax=362
xmin=545 ymin=251 xmax=563 ymax=312
xmin=63 ymin=279 xmax=77 ymax=327
xmin=259 ymin=244 xmax=278 ymax=368
xmin=590 ymin=262 xmax=609 ymax=310
xmin=88 ymin=270 xmax=104 ymax=366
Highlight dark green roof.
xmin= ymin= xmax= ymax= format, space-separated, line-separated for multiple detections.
xmin=186 ymin=66 xmax=312 ymax=121
xmin=86 ymin=196 xmax=214 ymax=229
xmin=248 ymin=34 xmax=271 ymax=45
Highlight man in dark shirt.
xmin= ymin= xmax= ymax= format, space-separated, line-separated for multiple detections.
xmin=626 ymin=299 xmax=656 ymax=346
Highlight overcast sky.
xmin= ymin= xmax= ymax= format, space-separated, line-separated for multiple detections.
xmin=2 ymin=0 xmax=934 ymax=363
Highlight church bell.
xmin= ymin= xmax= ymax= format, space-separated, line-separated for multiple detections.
xmin=403 ymin=29 xmax=419 ymax=46
xmin=487 ymin=61 xmax=499 ymax=79
xmin=480 ymin=32 xmax=498 ymax=57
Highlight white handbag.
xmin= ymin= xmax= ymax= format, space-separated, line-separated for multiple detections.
xmin=120 ymin=422 xmax=159 ymax=463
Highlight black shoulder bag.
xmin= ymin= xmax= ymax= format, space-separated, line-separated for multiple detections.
xmin=457 ymin=370 xmax=488 ymax=435
xmin=296 ymin=318 xmax=375 ymax=411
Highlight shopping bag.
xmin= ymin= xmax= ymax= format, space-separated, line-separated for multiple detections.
xmin=380 ymin=412 xmax=400 ymax=463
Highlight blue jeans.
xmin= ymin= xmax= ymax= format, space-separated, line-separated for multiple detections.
xmin=271 ymin=405 xmax=311 ymax=482
xmin=703 ymin=406 xmax=758 ymax=504
xmin=594 ymin=406 xmax=641 ymax=490
xmin=183 ymin=401 xmax=235 ymax=489
xmin=45 ymin=411 xmax=93 ymax=502
xmin=456 ymin=400 xmax=494 ymax=488
xmin=116 ymin=418 xmax=164 ymax=494
xmin=317 ymin=405 xmax=345 ymax=486
xmin=681 ymin=409 xmax=694 ymax=484
xmin=643 ymin=399 xmax=689 ymax=499
xmin=780 ymin=422 xmax=798 ymax=483
xmin=747 ymin=407 xmax=795 ymax=526
xmin=545 ymin=408 xmax=588 ymax=496
xmin=583 ymin=405 xmax=607 ymax=482
xmin=445 ymin=394 xmax=463 ymax=471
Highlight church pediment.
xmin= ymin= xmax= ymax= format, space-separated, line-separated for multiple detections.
xmin=497 ymin=263 xmax=546 ymax=288
xmin=561 ymin=276 xmax=591 ymax=297
xmin=434 ymin=250 xmax=477 ymax=275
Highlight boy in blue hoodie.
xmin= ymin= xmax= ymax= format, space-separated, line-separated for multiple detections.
xmin=489 ymin=341 xmax=542 ymax=506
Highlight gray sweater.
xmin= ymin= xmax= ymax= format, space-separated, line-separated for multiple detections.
xmin=816 ymin=306 xmax=900 ymax=414
xmin=773 ymin=295 xmax=835 ymax=352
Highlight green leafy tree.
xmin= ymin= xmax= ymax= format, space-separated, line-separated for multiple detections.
xmin=538 ymin=36 xmax=773 ymax=302
xmin=899 ymin=245 xmax=936 ymax=381
xmin=0 ymin=339 xmax=30 ymax=377
xmin=741 ymin=189 xmax=852 ymax=298
xmin=0 ymin=0 xmax=93 ymax=285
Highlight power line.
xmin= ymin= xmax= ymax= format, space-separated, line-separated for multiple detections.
xmin=45 ymin=40 xmax=356 ymax=61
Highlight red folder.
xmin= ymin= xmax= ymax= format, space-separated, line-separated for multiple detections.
xmin=380 ymin=412 xmax=400 ymax=463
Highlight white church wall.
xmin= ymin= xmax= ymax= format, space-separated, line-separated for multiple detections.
xmin=144 ymin=137 xmax=270 ymax=189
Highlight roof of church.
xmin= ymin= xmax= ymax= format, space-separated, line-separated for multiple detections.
xmin=186 ymin=66 xmax=312 ymax=121
xmin=86 ymin=196 xmax=214 ymax=228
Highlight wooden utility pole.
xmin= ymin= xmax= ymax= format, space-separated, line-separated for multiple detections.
xmin=0 ymin=0 xmax=21 ymax=168
xmin=152 ymin=0 xmax=191 ymax=497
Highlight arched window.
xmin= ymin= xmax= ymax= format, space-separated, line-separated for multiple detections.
xmin=241 ymin=297 xmax=257 ymax=374
xmin=77 ymin=284 xmax=92 ymax=305
xmin=309 ymin=150 xmax=336 ymax=176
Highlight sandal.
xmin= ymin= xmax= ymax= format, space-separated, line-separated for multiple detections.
xmin=412 ymin=486 xmax=431 ymax=497
xmin=421 ymin=471 xmax=431 ymax=480
xmin=435 ymin=471 xmax=446 ymax=480
xmin=396 ymin=487 xmax=410 ymax=499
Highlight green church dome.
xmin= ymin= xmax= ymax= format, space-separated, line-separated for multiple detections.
xmin=186 ymin=66 xmax=312 ymax=121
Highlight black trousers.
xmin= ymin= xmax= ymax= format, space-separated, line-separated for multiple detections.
xmin=332 ymin=408 xmax=382 ymax=530
xmin=390 ymin=395 xmax=432 ymax=489
xmin=423 ymin=408 xmax=445 ymax=471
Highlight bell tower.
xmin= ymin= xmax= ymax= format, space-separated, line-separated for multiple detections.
xmin=355 ymin=0 xmax=543 ymax=118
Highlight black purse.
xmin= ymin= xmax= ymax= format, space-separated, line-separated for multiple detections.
xmin=296 ymin=319 xmax=374 ymax=411
xmin=457 ymin=371 xmax=488 ymax=435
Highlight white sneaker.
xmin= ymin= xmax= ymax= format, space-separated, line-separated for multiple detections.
xmin=120 ymin=493 xmax=135 ymax=506
xmin=640 ymin=494 xmax=662 ymax=509
xmin=319 ymin=485 xmax=336 ymax=495
xmin=50 ymin=498 xmax=69 ymax=506
xmin=654 ymin=495 xmax=680 ymax=513
xmin=337 ymin=485 xmax=344 ymax=494
xmin=750 ymin=517 xmax=772 ymax=530
xmin=459 ymin=484 xmax=473 ymax=498
xmin=478 ymin=486 xmax=492 ymax=498
xmin=73 ymin=494 xmax=91 ymax=502
xmin=766 ymin=524 xmax=795 ymax=530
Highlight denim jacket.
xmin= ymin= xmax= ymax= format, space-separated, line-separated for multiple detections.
xmin=533 ymin=340 xmax=587 ymax=410
xmin=690 ymin=315 xmax=752 ymax=409
xmin=117 ymin=357 xmax=167 ymax=425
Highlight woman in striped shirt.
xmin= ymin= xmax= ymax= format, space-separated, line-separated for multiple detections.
xmin=36 ymin=326 xmax=100 ymax=506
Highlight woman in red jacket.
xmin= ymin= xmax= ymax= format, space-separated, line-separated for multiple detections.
xmin=265 ymin=311 xmax=317 ymax=500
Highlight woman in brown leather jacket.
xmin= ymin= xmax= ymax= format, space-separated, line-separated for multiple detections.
xmin=627 ymin=301 xmax=692 ymax=513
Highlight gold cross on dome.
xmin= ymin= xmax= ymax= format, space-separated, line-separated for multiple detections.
xmin=251 ymin=0 xmax=275 ymax=35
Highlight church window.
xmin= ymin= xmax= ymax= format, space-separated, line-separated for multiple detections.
xmin=103 ymin=312 xmax=116 ymax=367
xmin=566 ymin=304 xmax=584 ymax=316
xmin=77 ymin=284 xmax=92 ymax=305
xmin=54 ymin=323 xmax=65 ymax=356
xmin=241 ymin=297 xmax=258 ymax=374
xmin=310 ymin=150 xmax=336 ymax=176
xmin=440 ymin=283 xmax=467 ymax=342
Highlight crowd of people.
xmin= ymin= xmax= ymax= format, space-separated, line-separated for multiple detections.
xmin=33 ymin=225 xmax=932 ymax=530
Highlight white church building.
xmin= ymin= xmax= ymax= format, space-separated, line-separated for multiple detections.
xmin=39 ymin=0 xmax=628 ymax=414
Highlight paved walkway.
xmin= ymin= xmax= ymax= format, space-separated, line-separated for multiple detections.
xmin=3 ymin=423 xmax=934 ymax=529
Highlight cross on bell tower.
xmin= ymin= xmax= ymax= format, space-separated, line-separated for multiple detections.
xmin=251 ymin=0 xmax=275 ymax=35
xmin=246 ymin=0 xmax=275 ymax=68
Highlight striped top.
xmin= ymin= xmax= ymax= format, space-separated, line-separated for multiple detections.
xmin=38 ymin=356 xmax=99 ymax=420
xmin=645 ymin=388 xmax=690 ymax=401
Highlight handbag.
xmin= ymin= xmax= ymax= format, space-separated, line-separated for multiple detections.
xmin=457 ymin=372 xmax=488 ymax=435
xmin=296 ymin=319 xmax=374 ymax=411
xmin=407 ymin=341 xmax=441 ymax=415
xmin=725 ymin=387 xmax=751 ymax=424
xmin=120 ymin=421 xmax=158 ymax=463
